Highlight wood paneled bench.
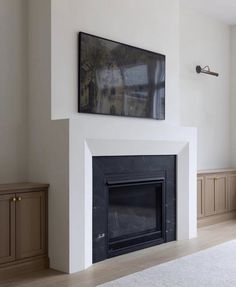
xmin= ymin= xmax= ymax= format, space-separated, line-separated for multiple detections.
xmin=0 ymin=182 xmax=49 ymax=278
xmin=197 ymin=169 xmax=236 ymax=227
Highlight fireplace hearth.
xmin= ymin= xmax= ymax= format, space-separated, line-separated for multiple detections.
xmin=93 ymin=155 xmax=176 ymax=263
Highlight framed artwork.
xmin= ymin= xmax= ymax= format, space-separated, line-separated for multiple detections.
xmin=78 ymin=32 xmax=165 ymax=120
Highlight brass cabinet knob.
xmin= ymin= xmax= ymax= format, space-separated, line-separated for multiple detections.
xmin=11 ymin=197 xmax=16 ymax=202
xmin=17 ymin=197 xmax=22 ymax=201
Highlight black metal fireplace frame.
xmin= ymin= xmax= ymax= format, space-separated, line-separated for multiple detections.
xmin=92 ymin=155 xmax=176 ymax=263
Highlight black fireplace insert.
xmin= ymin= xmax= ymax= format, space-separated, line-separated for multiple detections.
xmin=93 ymin=155 xmax=176 ymax=263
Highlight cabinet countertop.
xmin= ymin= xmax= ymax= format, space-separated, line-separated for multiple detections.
xmin=0 ymin=182 xmax=49 ymax=193
xmin=198 ymin=168 xmax=236 ymax=175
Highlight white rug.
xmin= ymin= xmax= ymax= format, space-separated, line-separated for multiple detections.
xmin=98 ymin=240 xmax=236 ymax=287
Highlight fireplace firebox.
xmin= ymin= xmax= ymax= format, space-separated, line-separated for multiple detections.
xmin=108 ymin=178 xmax=165 ymax=255
xmin=93 ymin=155 xmax=176 ymax=263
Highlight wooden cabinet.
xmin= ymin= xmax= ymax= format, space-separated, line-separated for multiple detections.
xmin=228 ymin=174 xmax=236 ymax=211
xmin=15 ymin=191 xmax=46 ymax=260
xmin=0 ymin=183 xmax=49 ymax=277
xmin=197 ymin=169 xmax=236 ymax=226
xmin=0 ymin=194 xmax=15 ymax=264
xmin=197 ymin=177 xmax=204 ymax=218
xmin=215 ymin=175 xmax=227 ymax=213
xmin=204 ymin=175 xmax=215 ymax=216
xmin=204 ymin=174 xmax=227 ymax=216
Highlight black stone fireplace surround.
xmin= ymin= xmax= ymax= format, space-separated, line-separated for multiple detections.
xmin=93 ymin=155 xmax=176 ymax=263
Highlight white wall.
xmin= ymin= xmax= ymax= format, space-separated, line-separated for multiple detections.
xmin=230 ymin=26 xmax=236 ymax=167
xmin=53 ymin=0 xmax=233 ymax=171
xmin=0 ymin=0 xmax=70 ymax=272
xmin=0 ymin=0 xmax=231 ymax=186
xmin=0 ymin=0 xmax=28 ymax=182
xmin=180 ymin=3 xmax=231 ymax=170
xmin=51 ymin=0 xmax=180 ymax=124
xmin=27 ymin=0 xmax=70 ymax=272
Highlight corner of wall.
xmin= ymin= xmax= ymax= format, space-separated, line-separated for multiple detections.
xmin=230 ymin=25 xmax=236 ymax=167
xmin=27 ymin=0 xmax=70 ymax=273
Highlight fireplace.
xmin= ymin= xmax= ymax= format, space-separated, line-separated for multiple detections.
xmin=108 ymin=178 xmax=165 ymax=255
xmin=93 ymin=155 xmax=176 ymax=263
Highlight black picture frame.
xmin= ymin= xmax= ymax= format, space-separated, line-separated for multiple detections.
xmin=78 ymin=32 xmax=166 ymax=120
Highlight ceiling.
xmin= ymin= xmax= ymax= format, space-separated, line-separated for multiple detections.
xmin=181 ymin=0 xmax=236 ymax=25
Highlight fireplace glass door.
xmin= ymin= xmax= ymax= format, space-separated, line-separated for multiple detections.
xmin=108 ymin=180 xmax=165 ymax=256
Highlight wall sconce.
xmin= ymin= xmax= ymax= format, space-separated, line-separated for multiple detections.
xmin=196 ymin=65 xmax=219 ymax=77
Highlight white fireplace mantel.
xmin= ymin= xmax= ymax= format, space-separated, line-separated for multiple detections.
xmin=69 ymin=115 xmax=197 ymax=273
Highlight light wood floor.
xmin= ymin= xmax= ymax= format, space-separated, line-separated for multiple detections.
xmin=2 ymin=220 xmax=236 ymax=287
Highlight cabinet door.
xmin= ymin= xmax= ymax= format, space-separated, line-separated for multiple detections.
xmin=197 ymin=177 xmax=204 ymax=218
xmin=15 ymin=191 xmax=46 ymax=260
xmin=0 ymin=194 xmax=15 ymax=264
xmin=228 ymin=174 xmax=236 ymax=211
xmin=204 ymin=175 xmax=215 ymax=216
xmin=215 ymin=176 xmax=227 ymax=214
